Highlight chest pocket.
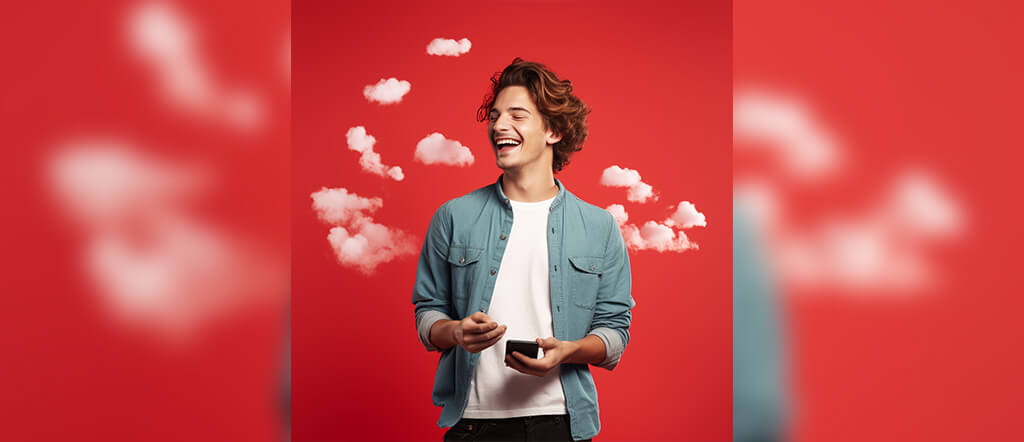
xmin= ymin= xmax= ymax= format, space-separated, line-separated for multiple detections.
xmin=568 ymin=256 xmax=603 ymax=310
xmin=447 ymin=245 xmax=484 ymax=308
xmin=448 ymin=245 xmax=483 ymax=267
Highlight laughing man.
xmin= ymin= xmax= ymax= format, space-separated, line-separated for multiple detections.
xmin=413 ymin=58 xmax=635 ymax=441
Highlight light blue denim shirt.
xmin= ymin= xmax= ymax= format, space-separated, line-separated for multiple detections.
xmin=412 ymin=175 xmax=635 ymax=441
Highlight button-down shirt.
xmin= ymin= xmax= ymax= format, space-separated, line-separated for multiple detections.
xmin=412 ymin=175 xmax=635 ymax=441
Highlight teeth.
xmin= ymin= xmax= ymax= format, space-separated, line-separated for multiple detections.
xmin=496 ymin=139 xmax=520 ymax=146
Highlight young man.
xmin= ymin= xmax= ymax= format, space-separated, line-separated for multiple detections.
xmin=412 ymin=58 xmax=635 ymax=441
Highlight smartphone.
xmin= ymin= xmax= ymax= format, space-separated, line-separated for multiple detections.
xmin=505 ymin=339 xmax=539 ymax=359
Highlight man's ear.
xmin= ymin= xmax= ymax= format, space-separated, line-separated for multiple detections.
xmin=545 ymin=128 xmax=563 ymax=146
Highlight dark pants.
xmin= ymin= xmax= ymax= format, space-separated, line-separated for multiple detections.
xmin=443 ymin=414 xmax=590 ymax=442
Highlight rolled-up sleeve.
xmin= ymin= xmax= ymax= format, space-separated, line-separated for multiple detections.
xmin=412 ymin=203 xmax=455 ymax=352
xmin=416 ymin=309 xmax=453 ymax=352
xmin=587 ymin=213 xmax=635 ymax=370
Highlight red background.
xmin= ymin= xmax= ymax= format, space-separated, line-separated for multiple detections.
xmin=736 ymin=1 xmax=1024 ymax=441
xmin=292 ymin=1 xmax=732 ymax=441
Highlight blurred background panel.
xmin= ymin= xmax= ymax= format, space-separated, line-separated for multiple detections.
xmin=735 ymin=1 xmax=1024 ymax=441
xmin=1 ymin=1 xmax=290 ymax=440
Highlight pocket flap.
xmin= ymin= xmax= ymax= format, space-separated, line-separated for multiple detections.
xmin=568 ymin=256 xmax=603 ymax=274
xmin=448 ymin=246 xmax=483 ymax=266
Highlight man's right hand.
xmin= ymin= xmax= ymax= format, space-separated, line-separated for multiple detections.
xmin=450 ymin=312 xmax=507 ymax=353
xmin=454 ymin=312 xmax=507 ymax=353
xmin=428 ymin=312 xmax=507 ymax=352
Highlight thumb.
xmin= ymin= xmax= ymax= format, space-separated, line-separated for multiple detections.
xmin=538 ymin=337 xmax=559 ymax=349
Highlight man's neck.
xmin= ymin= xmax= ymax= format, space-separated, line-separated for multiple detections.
xmin=500 ymin=167 xmax=558 ymax=203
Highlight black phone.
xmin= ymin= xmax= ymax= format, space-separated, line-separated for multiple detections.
xmin=505 ymin=339 xmax=539 ymax=359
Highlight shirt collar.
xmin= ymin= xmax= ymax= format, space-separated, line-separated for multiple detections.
xmin=493 ymin=173 xmax=566 ymax=211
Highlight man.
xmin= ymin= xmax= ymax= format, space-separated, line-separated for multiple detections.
xmin=412 ymin=58 xmax=635 ymax=441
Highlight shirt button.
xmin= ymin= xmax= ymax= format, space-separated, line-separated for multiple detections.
xmin=590 ymin=265 xmax=595 ymax=271
xmin=490 ymin=269 xmax=496 ymax=276
xmin=460 ymin=257 xmax=465 ymax=264
xmin=500 ymin=233 xmax=507 ymax=240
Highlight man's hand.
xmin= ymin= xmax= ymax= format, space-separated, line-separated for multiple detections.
xmin=504 ymin=335 xmax=607 ymax=376
xmin=505 ymin=337 xmax=579 ymax=377
xmin=451 ymin=312 xmax=507 ymax=353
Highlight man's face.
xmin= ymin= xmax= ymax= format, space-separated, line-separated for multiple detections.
xmin=487 ymin=86 xmax=562 ymax=172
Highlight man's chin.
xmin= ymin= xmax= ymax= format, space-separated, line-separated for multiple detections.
xmin=493 ymin=153 xmax=509 ymax=164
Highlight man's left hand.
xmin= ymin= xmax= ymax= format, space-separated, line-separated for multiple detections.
xmin=505 ymin=337 xmax=579 ymax=377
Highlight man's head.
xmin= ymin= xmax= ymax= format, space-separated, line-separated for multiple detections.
xmin=477 ymin=58 xmax=590 ymax=173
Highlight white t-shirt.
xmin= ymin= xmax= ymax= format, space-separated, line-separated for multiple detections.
xmin=462 ymin=195 xmax=567 ymax=419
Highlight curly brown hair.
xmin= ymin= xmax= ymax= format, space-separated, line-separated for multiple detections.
xmin=476 ymin=58 xmax=591 ymax=172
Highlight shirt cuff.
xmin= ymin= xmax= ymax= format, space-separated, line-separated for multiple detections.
xmin=587 ymin=327 xmax=625 ymax=370
xmin=416 ymin=309 xmax=453 ymax=352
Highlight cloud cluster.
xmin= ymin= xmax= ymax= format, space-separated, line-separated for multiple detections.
xmin=600 ymin=165 xmax=657 ymax=203
xmin=426 ymin=37 xmax=472 ymax=56
xmin=346 ymin=126 xmax=404 ymax=181
xmin=363 ymin=77 xmax=411 ymax=105
xmin=415 ymin=132 xmax=475 ymax=166
xmin=48 ymin=140 xmax=285 ymax=340
xmin=739 ymin=170 xmax=963 ymax=292
xmin=734 ymin=88 xmax=965 ymax=293
xmin=606 ymin=202 xmax=706 ymax=253
xmin=311 ymin=187 xmax=416 ymax=274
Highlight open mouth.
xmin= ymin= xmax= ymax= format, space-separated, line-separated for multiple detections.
xmin=494 ymin=137 xmax=522 ymax=154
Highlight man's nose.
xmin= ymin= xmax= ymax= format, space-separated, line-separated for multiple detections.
xmin=492 ymin=114 xmax=513 ymax=131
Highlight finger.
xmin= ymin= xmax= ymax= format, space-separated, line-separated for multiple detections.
xmin=505 ymin=354 xmax=542 ymax=377
xmin=538 ymin=337 xmax=558 ymax=349
xmin=464 ymin=325 xmax=506 ymax=344
xmin=512 ymin=351 xmax=548 ymax=371
xmin=468 ymin=333 xmax=503 ymax=353
xmin=464 ymin=320 xmax=498 ymax=334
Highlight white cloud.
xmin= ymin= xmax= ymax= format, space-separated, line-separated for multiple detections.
xmin=882 ymin=170 xmax=963 ymax=239
xmin=311 ymin=187 xmax=382 ymax=226
xmin=426 ymin=37 xmax=472 ymax=56
xmin=127 ymin=2 xmax=265 ymax=132
xmin=605 ymin=205 xmax=700 ymax=253
xmin=363 ymin=77 xmax=411 ymax=105
xmin=606 ymin=204 xmax=629 ymax=226
xmin=326 ymin=221 xmax=417 ymax=275
xmin=346 ymin=126 xmax=405 ymax=181
xmin=415 ymin=133 xmax=475 ymax=166
xmin=622 ymin=221 xmax=699 ymax=252
xmin=664 ymin=201 xmax=707 ymax=228
xmin=600 ymin=165 xmax=641 ymax=186
xmin=310 ymin=187 xmax=416 ymax=274
xmin=600 ymin=165 xmax=658 ymax=203
xmin=627 ymin=182 xmax=656 ymax=203
xmin=733 ymin=89 xmax=840 ymax=179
